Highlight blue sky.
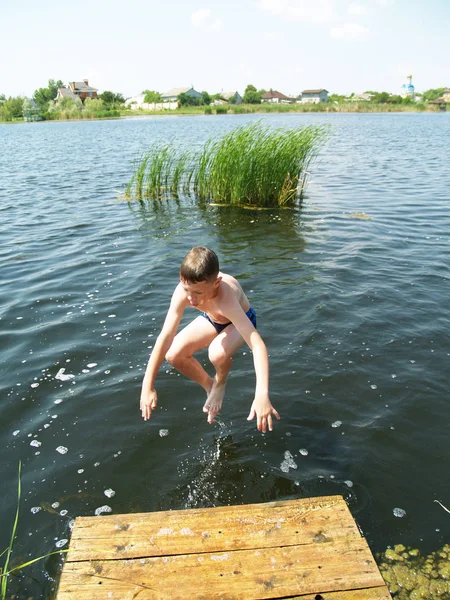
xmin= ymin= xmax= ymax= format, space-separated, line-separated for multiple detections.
xmin=2 ymin=0 xmax=449 ymax=98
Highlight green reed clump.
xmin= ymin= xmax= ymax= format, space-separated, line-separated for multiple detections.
xmin=126 ymin=121 xmax=328 ymax=207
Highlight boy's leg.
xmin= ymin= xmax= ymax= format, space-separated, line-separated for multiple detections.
xmin=165 ymin=316 xmax=217 ymax=393
xmin=203 ymin=325 xmax=246 ymax=423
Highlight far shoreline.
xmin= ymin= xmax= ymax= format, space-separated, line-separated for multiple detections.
xmin=1 ymin=102 xmax=446 ymax=125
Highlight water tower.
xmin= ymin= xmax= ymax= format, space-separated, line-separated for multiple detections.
xmin=401 ymin=74 xmax=415 ymax=99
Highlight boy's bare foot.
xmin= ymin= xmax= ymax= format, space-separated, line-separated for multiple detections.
xmin=203 ymin=377 xmax=226 ymax=424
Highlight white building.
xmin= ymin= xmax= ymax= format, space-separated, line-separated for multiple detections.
xmin=161 ymin=86 xmax=202 ymax=102
xmin=300 ymin=89 xmax=329 ymax=103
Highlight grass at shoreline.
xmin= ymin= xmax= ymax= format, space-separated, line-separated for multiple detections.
xmin=1 ymin=101 xmax=443 ymax=124
xmin=122 ymin=101 xmax=440 ymax=117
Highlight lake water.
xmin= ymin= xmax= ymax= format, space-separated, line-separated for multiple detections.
xmin=1 ymin=112 xmax=449 ymax=598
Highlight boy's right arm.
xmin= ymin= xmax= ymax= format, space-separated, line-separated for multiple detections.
xmin=140 ymin=286 xmax=185 ymax=421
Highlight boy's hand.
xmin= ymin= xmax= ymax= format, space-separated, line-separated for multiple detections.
xmin=140 ymin=388 xmax=158 ymax=421
xmin=247 ymin=396 xmax=280 ymax=433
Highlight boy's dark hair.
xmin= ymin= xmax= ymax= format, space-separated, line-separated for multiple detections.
xmin=180 ymin=247 xmax=219 ymax=283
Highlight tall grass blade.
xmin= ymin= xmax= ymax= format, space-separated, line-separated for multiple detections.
xmin=1 ymin=461 xmax=21 ymax=599
xmin=1 ymin=462 xmax=69 ymax=599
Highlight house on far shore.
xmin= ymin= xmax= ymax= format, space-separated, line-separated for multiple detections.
xmin=56 ymin=87 xmax=79 ymax=102
xmin=261 ymin=90 xmax=292 ymax=104
xmin=300 ymin=89 xmax=329 ymax=103
xmin=67 ymin=80 xmax=98 ymax=102
xmin=162 ymin=86 xmax=201 ymax=102
xmin=428 ymin=88 xmax=450 ymax=111
xmin=221 ymin=91 xmax=243 ymax=104
xmin=351 ymin=93 xmax=374 ymax=102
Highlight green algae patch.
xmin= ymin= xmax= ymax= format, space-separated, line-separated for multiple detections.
xmin=378 ymin=543 xmax=450 ymax=599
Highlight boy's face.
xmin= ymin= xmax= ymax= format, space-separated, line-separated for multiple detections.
xmin=180 ymin=276 xmax=221 ymax=308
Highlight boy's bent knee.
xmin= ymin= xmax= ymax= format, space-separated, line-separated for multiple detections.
xmin=165 ymin=347 xmax=180 ymax=365
xmin=208 ymin=346 xmax=230 ymax=368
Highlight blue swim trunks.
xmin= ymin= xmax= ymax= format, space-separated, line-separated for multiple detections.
xmin=201 ymin=307 xmax=256 ymax=334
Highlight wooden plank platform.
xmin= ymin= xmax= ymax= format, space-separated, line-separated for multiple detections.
xmin=57 ymin=495 xmax=391 ymax=599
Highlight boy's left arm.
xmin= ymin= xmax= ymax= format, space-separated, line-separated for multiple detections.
xmin=225 ymin=302 xmax=280 ymax=433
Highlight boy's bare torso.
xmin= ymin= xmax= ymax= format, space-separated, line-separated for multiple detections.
xmin=178 ymin=271 xmax=250 ymax=324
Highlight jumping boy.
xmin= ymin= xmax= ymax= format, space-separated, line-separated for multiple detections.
xmin=140 ymin=246 xmax=280 ymax=432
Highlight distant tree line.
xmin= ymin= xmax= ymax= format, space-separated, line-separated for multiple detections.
xmin=0 ymin=79 xmax=125 ymax=121
xmin=1 ymin=82 xmax=448 ymax=122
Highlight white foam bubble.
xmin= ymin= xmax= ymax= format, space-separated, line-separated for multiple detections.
xmin=31 ymin=507 xmax=41 ymax=514
xmin=55 ymin=539 xmax=68 ymax=548
xmin=87 ymin=363 xmax=97 ymax=368
xmin=56 ymin=446 xmax=68 ymax=454
xmin=55 ymin=368 xmax=74 ymax=381
xmin=331 ymin=421 xmax=342 ymax=428
xmin=280 ymin=450 xmax=297 ymax=473
xmin=299 ymin=448 xmax=308 ymax=456
xmin=104 ymin=488 xmax=116 ymax=498
xmin=159 ymin=429 xmax=169 ymax=437
xmin=30 ymin=440 xmax=42 ymax=447
xmin=393 ymin=507 xmax=406 ymax=518
xmin=95 ymin=505 xmax=112 ymax=516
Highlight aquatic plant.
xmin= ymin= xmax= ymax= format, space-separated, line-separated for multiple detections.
xmin=378 ymin=543 xmax=450 ymax=599
xmin=126 ymin=121 xmax=328 ymax=207
xmin=0 ymin=462 xmax=67 ymax=599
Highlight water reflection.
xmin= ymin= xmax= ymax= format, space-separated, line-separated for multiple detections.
xmin=127 ymin=197 xmax=309 ymax=271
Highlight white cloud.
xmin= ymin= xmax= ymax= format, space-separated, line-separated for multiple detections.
xmin=259 ymin=0 xmax=335 ymax=23
xmin=191 ymin=8 xmax=223 ymax=32
xmin=330 ymin=22 xmax=369 ymax=40
xmin=375 ymin=0 xmax=393 ymax=5
xmin=347 ymin=2 xmax=367 ymax=15
xmin=263 ymin=31 xmax=281 ymax=41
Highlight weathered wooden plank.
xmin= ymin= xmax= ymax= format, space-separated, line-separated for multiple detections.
xmin=58 ymin=536 xmax=386 ymax=600
xmin=287 ymin=588 xmax=391 ymax=599
xmin=67 ymin=496 xmax=358 ymax=562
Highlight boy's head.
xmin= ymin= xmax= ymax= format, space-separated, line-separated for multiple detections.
xmin=180 ymin=246 xmax=219 ymax=284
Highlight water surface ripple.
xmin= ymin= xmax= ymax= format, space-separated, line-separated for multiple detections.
xmin=1 ymin=113 xmax=449 ymax=598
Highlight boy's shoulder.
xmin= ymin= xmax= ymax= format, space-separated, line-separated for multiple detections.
xmin=218 ymin=272 xmax=244 ymax=299
xmin=219 ymin=271 xmax=239 ymax=288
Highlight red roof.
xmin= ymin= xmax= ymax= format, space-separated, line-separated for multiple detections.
xmin=261 ymin=90 xmax=290 ymax=100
